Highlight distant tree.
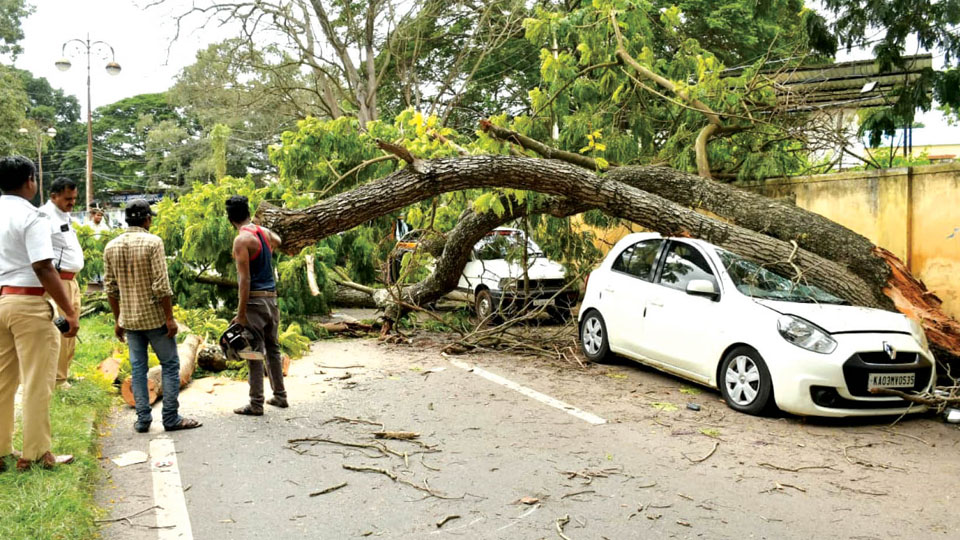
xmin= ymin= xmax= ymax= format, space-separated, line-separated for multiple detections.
xmin=0 ymin=0 xmax=32 ymax=59
xmin=822 ymin=0 xmax=960 ymax=145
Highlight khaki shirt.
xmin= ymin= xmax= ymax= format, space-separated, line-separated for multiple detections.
xmin=103 ymin=227 xmax=173 ymax=331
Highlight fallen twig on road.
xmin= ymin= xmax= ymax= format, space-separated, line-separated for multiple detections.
xmin=561 ymin=490 xmax=595 ymax=499
xmin=436 ymin=515 xmax=460 ymax=528
xmin=555 ymin=514 xmax=572 ymax=540
xmin=760 ymin=482 xmax=806 ymax=494
xmin=758 ymin=462 xmax=838 ymax=473
xmin=842 ymin=443 xmax=906 ymax=471
xmin=374 ymin=431 xmax=420 ymax=440
xmin=289 ymin=436 xmax=405 ymax=459
xmin=829 ymin=482 xmax=888 ymax=496
xmin=342 ymin=464 xmax=457 ymax=499
xmin=309 ymin=482 xmax=348 ymax=497
xmin=564 ymin=467 xmax=622 ymax=485
xmin=682 ymin=441 xmax=719 ymax=463
xmin=94 ymin=505 xmax=160 ymax=525
xmin=322 ymin=416 xmax=385 ymax=430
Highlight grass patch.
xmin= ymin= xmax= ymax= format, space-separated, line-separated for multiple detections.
xmin=0 ymin=313 xmax=116 ymax=540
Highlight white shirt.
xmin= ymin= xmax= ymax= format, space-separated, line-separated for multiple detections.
xmin=40 ymin=200 xmax=85 ymax=273
xmin=0 ymin=195 xmax=56 ymax=287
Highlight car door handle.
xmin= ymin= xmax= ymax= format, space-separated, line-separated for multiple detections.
xmin=649 ymin=301 xmax=663 ymax=307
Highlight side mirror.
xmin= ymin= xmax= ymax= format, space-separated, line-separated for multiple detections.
xmin=686 ymin=279 xmax=719 ymax=300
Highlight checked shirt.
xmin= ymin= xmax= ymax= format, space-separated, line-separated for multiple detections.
xmin=104 ymin=227 xmax=174 ymax=331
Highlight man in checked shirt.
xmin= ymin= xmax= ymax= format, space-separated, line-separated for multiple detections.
xmin=104 ymin=199 xmax=202 ymax=433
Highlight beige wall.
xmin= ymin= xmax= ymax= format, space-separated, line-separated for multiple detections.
xmin=740 ymin=164 xmax=960 ymax=319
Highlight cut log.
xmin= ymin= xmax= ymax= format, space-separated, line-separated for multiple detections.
xmin=97 ymin=357 xmax=122 ymax=384
xmin=282 ymin=354 xmax=291 ymax=377
xmin=121 ymin=370 xmax=160 ymax=408
xmin=178 ymin=335 xmax=202 ymax=386
xmin=197 ymin=344 xmax=228 ymax=372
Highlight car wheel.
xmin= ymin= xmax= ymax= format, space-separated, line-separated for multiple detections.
xmin=579 ymin=310 xmax=610 ymax=362
xmin=719 ymin=346 xmax=774 ymax=415
xmin=474 ymin=289 xmax=496 ymax=325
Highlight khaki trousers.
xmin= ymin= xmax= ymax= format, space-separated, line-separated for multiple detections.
xmin=0 ymin=294 xmax=59 ymax=460
xmin=56 ymin=279 xmax=81 ymax=383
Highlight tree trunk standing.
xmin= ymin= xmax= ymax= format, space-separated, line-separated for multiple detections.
xmin=257 ymin=153 xmax=960 ymax=365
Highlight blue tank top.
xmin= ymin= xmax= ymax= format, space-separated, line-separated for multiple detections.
xmin=242 ymin=225 xmax=276 ymax=291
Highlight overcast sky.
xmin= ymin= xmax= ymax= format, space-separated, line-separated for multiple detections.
xmin=14 ymin=0 xmax=232 ymax=113
xmin=12 ymin=0 xmax=954 ymax=136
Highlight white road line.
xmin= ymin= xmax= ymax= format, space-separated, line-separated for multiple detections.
xmin=448 ymin=359 xmax=607 ymax=425
xmin=149 ymin=437 xmax=194 ymax=540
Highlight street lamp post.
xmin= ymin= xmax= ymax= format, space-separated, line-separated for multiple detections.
xmin=55 ymin=34 xmax=121 ymax=209
xmin=17 ymin=126 xmax=57 ymax=204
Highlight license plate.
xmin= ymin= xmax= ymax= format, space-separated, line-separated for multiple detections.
xmin=867 ymin=372 xmax=915 ymax=390
xmin=532 ymin=298 xmax=554 ymax=307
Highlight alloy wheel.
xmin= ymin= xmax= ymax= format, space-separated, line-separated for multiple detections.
xmin=582 ymin=316 xmax=603 ymax=355
xmin=724 ymin=355 xmax=761 ymax=406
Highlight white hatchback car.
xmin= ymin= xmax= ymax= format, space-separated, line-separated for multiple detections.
xmin=579 ymin=233 xmax=935 ymax=417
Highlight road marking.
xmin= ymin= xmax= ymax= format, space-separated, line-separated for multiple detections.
xmin=448 ymin=359 xmax=606 ymax=425
xmin=150 ymin=437 xmax=194 ymax=540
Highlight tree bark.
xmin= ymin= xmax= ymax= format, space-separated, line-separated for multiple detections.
xmin=256 ymin=154 xmax=960 ymax=363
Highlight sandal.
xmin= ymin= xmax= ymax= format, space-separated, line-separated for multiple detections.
xmin=266 ymin=397 xmax=289 ymax=408
xmin=164 ymin=417 xmax=203 ymax=431
xmin=234 ymin=404 xmax=264 ymax=416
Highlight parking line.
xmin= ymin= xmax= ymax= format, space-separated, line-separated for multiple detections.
xmin=447 ymin=359 xmax=607 ymax=425
xmin=149 ymin=437 xmax=194 ymax=540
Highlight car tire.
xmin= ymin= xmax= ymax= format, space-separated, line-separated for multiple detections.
xmin=474 ymin=289 xmax=496 ymax=326
xmin=579 ymin=310 xmax=610 ymax=362
xmin=719 ymin=346 xmax=774 ymax=415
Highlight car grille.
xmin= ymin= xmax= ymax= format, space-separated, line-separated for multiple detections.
xmin=841 ymin=352 xmax=933 ymax=398
xmin=523 ymin=279 xmax=568 ymax=291
xmin=856 ymin=351 xmax=919 ymax=365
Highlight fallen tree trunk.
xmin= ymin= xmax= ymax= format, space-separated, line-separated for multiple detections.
xmin=121 ymin=335 xmax=202 ymax=407
xmin=257 ymin=151 xmax=960 ymax=364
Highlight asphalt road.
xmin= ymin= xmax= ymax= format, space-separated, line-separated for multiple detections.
xmin=96 ymin=333 xmax=960 ymax=540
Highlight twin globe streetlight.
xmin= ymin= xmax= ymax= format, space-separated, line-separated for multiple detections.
xmin=54 ymin=35 xmax=121 ymax=209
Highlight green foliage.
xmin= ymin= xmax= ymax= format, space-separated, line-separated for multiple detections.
xmin=173 ymin=306 xmax=229 ymax=341
xmin=0 ymin=0 xmax=32 ymax=58
xmin=0 ymin=313 xmax=116 ymax=540
xmin=278 ymin=322 xmax=311 ymax=358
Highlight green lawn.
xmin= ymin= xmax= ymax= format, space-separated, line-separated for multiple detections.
xmin=0 ymin=314 xmax=116 ymax=540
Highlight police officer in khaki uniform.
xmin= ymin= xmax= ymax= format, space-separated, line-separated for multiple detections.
xmin=0 ymin=156 xmax=78 ymax=472
xmin=40 ymin=177 xmax=85 ymax=389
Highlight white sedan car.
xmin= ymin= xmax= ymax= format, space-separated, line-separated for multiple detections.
xmin=578 ymin=233 xmax=935 ymax=417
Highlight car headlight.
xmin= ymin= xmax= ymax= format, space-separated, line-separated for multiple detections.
xmin=498 ymin=278 xmax=517 ymax=291
xmin=777 ymin=315 xmax=837 ymax=354
xmin=908 ymin=318 xmax=930 ymax=352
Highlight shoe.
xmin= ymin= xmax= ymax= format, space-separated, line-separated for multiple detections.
xmin=134 ymin=421 xmax=151 ymax=433
xmin=266 ymin=396 xmax=289 ymax=408
xmin=16 ymin=451 xmax=74 ymax=471
xmin=233 ymin=404 xmax=264 ymax=416
xmin=164 ymin=417 xmax=203 ymax=431
xmin=56 ymin=381 xmax=72 ymax=390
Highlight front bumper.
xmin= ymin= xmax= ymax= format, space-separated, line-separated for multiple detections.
xmin=764 ymin=332 xmax=935 ymax=417
xmin=489 ymin=288 xmax=579 ymax=312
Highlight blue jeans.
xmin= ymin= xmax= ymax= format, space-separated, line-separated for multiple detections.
xmin=127 ymin=327 xmax=182 ymax=428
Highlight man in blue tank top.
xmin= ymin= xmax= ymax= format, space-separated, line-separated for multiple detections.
xmin=226 ymin=195 xmax=288 ymax=416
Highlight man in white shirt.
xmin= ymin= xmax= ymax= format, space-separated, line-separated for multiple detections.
xmin=40 ymin=177 xmax=85 ymax=389
xmin=89 ymin=206 xmax=111 ymax=235
xmin=0 ymin=155 xmax=78 ymax=472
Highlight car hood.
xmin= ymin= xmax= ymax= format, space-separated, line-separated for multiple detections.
xmin=481 ymin=257 xmax=566 ymax=280
xmin=754 ymin=299 xmax=913 ymax=334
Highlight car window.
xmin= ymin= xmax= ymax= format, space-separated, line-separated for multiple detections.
xmin=715 ymin=248 xmax=847 ymax=304
xmin=611 ymin=239 xmax=662 ymax=281
xmin=657 ymin=242 xmax=717 ymax=292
